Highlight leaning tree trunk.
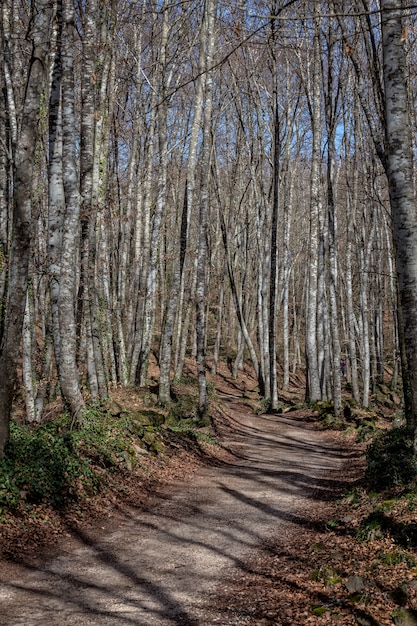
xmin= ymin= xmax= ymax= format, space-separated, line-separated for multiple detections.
xmin=0 ymin=2 xmax=16 ymax=308
xmin=381 ymin=0 xmax=417 ymax=435
xmin=0 ymin=1 xmax=52 ymax=457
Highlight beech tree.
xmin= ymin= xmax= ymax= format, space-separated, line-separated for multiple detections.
xmin=381 ymin=0 xmax=417 ymax=437
xmin=305 ymin=5 xmax=323 ymax=403
xmin=135 ymin=1 xmax=170 ymax=388
xmin=196 ymin=0 xmax=216 ymax=417
xmin=48 ymin=0 xmax=85 ymax=422
xmin=0 ymin=1 xmax=53 ymax=456
xmin=158 ymin=3 xmax=208 ymax=403
xmin=1 ymin=0 xmax=416 ymax=443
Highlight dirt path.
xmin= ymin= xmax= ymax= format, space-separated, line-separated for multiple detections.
xmin=0 ymin=393 xmax=347 ymax=625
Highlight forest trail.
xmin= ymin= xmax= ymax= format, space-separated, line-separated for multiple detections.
xmin=0 ymin=392 xmax=349 ymax=625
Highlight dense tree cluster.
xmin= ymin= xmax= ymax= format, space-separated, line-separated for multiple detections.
xmin=1 ymin=0 xmax=416 ymax=455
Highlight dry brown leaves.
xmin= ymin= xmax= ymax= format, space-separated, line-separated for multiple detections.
xmin=205 ymin=430 xmax=417 ymax=626
xmin=2 ymin=364 xmax=416 ymax=626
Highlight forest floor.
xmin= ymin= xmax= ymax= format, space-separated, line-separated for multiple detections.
xmin=0 ymin=365 xmax=416 ymax=625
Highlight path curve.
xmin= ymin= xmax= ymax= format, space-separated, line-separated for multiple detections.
xmin=0 ymin=394 xmax=346 ymax=625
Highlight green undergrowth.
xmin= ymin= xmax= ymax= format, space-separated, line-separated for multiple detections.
xmin=313 ymin=400 xmax=381 ymax=442
xmin=351 ymin=427 xmax=417 ymax=546
xmin=366 ymin=426 xmax=417 ymax=490
xmin=0 ymin=412 xmax=105 ymax=515
xmin=335 ymin=434 xmax=417 ymax=550
xmin=335 ymin=483 xmax=417 ymax=553
xmin=314 ymin=391 xmax=417 ymax=560
xmin=0 ymin=398 xmax=218 ymax=519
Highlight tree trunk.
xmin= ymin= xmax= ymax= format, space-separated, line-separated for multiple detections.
xmin=22 ymin=292 xmax=36 ymax=423
xmin=196 ymin=0 xmax=216 ymax=418
xmin=0 ymin=1 xmax=52 ymax=457
xmin=59 ymin=0 xmax=85 ymax=422
xmin=211 ymin=277 xmax=224 ymax=376
xmin=48 ymin=0 xmax=85 ymax=421
xmin=158 ymin=0 xmax=207 ymax=402
xmin=136 ymin=2 xmax=170 ymax=388
xmin=305 ymin=8 xmax=322 ymax=403
xmin=218 ymin=199 xmax=263 ymax=390
xmin=381 ymin=0 xmax=417 ymax=435
xmin=346 ymin=235 xmax=361 ymax=403
xmin=268 ymin=93 xmax=280 ymax=410
xmin=77 ymin=0 xmax=97 ymax=389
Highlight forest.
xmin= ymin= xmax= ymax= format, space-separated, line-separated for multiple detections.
xmin=1 ymin=1 xmax=417 ymax=493
xmin=3 ymin=1 xmax=417 ymax=623
xmin=2 ymin=0 xmax=417 ymax=444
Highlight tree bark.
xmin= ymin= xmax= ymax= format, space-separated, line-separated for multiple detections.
xmin=136 ymin=2 xmax=170 ymax=388
xmin=0 ymin=0 xmax=52 ymax=456
xmin=59 ymin=0 xmax=85 ymax=421
xmin=268 ymin=89 xmax=280 ymax=410
xmin=305 ymin=7 xmax=322 ymax=403
xmin=324 ymin=24 xmax=342 ymax=416
xmin=158 ymin=0 xmax=207 ymax=403
xmin=381 ymin=0 xmax=417 ymax=434
xmin=196 ymin=0 xmax=216 ymax=418
xmin=48 ymin=0 xmax=85 ymax=421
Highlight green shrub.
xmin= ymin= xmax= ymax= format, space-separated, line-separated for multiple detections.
xmin=0 ymin=395 xmax=217 ymax=515
xmin=254 ymin=397 xmax=285 ymax=415
xmin=356 ymin=418 xmax=377 ymax=443
xmin=0 ymin=406 xmax=143 ymax=514
xmin=167 ymin=395 xmax=199 ymax=422
xmin=365 ymin=427 xmax=417 ymax=490
xmin=0 ymin=419 xmax=99 ymax=510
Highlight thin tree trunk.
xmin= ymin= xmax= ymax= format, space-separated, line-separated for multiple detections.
xmin=22 ymin=292 xmax=36 ymax=423
xmin=129 ymin=72 xmax=157 ymax=383
xmin=218 ymin=195 xmax=263 ymax=391
xmin=358 ymin=206 xmax=377 ymax=408
xmin=346 ymin=235 xmax=360 ymax=402
xmin=305 ymin=7 xmax=322 ymax=403
xmin=282 ymin=157 xmax=294 ymax=391
xmin=345 ymin=127 xmax=361 ymax=402
xmin=136 ymin=3 xmax=170 ymax=388
xmin=268 ymin=94 xmax=280 ymax=410
xmin=211 ymin=277 xmax=224 ymax=376
xmin=325 ymin=77 xmax=342 ymax=414
xmin=159 ymin=53 xmax=207 ymax=401
xmin=196 ymin=0 xmax=216 ymax=418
